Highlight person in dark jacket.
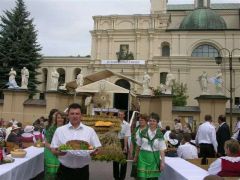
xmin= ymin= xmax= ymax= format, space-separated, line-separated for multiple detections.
xmin=216 ymin=115 xmax=231 ymax=156
xmin=7 ymin=125 xmax=21 ymax=144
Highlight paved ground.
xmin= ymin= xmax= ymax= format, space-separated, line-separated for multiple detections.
xmin=89 ymin=161 xmax=134 ymax=180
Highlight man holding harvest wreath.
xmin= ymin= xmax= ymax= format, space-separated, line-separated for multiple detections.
xmin=51 ymin=103 xmax=101 ymax=180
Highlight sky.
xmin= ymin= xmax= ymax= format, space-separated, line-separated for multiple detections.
xmin=0 ymin=0 xmax=239 ymax=56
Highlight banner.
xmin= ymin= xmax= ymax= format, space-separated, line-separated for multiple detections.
xmin=101 ymin=60 xmax=145 ymax=65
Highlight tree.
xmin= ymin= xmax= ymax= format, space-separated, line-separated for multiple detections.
xmin=0 ymin=0 xmax=42 ymax=97
xmin=172 ymin=82 xmax=188 ymax=106
xmin=152 ymin=82 xmax=188 ymax=106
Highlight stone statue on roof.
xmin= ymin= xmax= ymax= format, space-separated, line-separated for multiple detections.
xmin=214 ymin=70 xmax=223 ymax=95
xmin=165 ymin=71 xmax=175 ymax=94
xmin=198 ymin=71 xmax=209 ymax=95
xmin=21 ymin=67 xmax=29 ymax=89
xmin=76 ymin=71 xmax=84 ymax=88
xmin=142 ymin=72 xmax=152 ymax=95
xmin=50 ymin=68 xmax=59 ymax=91
xmin=7 ymin=67 xmax=19 ymax=89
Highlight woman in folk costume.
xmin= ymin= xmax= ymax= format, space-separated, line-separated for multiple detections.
xmin=208 ymin=139 xmax=240 ymax=177
xmin=134 ymin=112 xmax=166 ymax=180
xmin=21 ymin=125 xmax=43 ymax=143
xmin=44 ymin=111 xmax=67 ymax=180
xmin=130 ymin=114 xmax=148 ymax=179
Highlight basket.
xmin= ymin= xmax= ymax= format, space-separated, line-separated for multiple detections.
xmin=11 ymin=149 xmax=27 ymax=158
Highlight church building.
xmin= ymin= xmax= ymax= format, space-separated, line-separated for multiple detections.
xmin=40 ymin=0 xmax=240 ymax=108
xmin=8 ymin=0 xmax=232 ymax=129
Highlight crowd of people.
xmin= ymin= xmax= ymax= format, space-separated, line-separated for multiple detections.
xmin=0 ymin=112 xmax=63 ymax=179
xmin=1 ymin=107 xmax=240 ymax=180
xmin=128 ymin=114 xmax=240 ymax=179
xmin=0 ymin=118 xmax=45 ymax=148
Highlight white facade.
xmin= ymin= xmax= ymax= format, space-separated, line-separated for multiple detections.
xmin=40 ymin=1 xmax=240 ymax=107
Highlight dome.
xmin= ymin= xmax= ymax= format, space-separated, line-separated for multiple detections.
xmin=179 ymin=8 xmax=227 ymax=30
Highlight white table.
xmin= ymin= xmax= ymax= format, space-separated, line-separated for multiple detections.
xmin=160 ymin=157 xmax=209 ymax=180
xmin=0 ymin=146 xmax=44 ymax=180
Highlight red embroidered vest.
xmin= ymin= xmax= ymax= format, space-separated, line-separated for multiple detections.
xmin=218 ymin=159 xmax=240 ymax=177
xmin=21 ymin=133 xmax=43 ymax=143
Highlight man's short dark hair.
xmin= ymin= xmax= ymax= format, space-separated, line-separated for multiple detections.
xmin=174 ymin=118 xmax=180 ymax=123
xmin=166 ymin=125 xmax=170 ymax=131
xmin=183 ymin=133 xmax=192 ymax=142
xmin=204 ymin=114 xmax=212 ymax=121
xmin=169 ymin=131 xmax=177 ymax=139
xmin=218 ymin=115 xmax=226 ymax=122
xmin=16 ymin=122 xmax=22 ymax=128
xmin=68 ymin=103 xmax=82 ymax=111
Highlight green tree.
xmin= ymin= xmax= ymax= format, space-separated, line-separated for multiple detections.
xmin=0 ymin=0 xmax=42 ymax=96
xmin=172 ymin=82 xmax=188 ymax=106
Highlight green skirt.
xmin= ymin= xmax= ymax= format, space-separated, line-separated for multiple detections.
xmin=137 ymin=150 xmax=161 ymax=179
xmin=44 ymin=147 xmax=60 ymax=180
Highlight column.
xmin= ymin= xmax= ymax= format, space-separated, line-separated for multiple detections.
xmin=91 ymin=34 xmax=97 ymax=60
xmin=2 ymin=89 xmax=29 ymax=121
xmin=108 ymin=34 xmax=113 ymax=59
xmin=148 ymin=32 xmax=154 ymax=59
xmin=135 ymin=32 xmax=141 ymax=59
xmin=137 ymin=94 xmax=173 ymax=126
xmin=96 ymin=34 xmax=101 ymax=60
xmin=196 ymin=95 xmax=228 ymax=123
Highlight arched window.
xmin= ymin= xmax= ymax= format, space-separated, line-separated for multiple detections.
xmin=57 ymin=68 xmax=65 ymax=86
xmin=73 ymin=68 xmax=81 ymax=79
xmin=161 ymin=42 xmax=170 ymax=57
xmin=192 ymin=44 xmax=218 ymax=57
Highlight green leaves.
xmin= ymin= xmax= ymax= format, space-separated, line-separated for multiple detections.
xmin=58 ymin=144 xmax=73 ymax=151
xmin=172 ymin=82 xmax=188 ymax=106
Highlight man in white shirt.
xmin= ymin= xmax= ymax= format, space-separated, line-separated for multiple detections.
xmin=51 ymin=103 xmax=101 ymax=180
xmin=113 ymin=110 xmax=131 ymax=180
xmin=177 ymin=133 xmax=198 ymax=159
xmin=195 ymin=114 xmax=218 ymax=158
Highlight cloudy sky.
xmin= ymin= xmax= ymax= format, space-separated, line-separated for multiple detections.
xmin=0 ymin=0 xmax=239 ymax=56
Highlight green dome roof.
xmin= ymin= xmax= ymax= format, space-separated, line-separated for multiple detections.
xmin=179 ymin=8 xmax=227 ymax=30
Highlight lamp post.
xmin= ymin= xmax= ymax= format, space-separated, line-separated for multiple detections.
xmin=215 ymin=48 xmax=240 ymax=133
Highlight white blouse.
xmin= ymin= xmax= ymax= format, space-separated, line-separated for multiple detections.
xmin=136 ymin=128 xmax=167 ymax=152
xmin=208 ymin=156 xmax=240 ymax=175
